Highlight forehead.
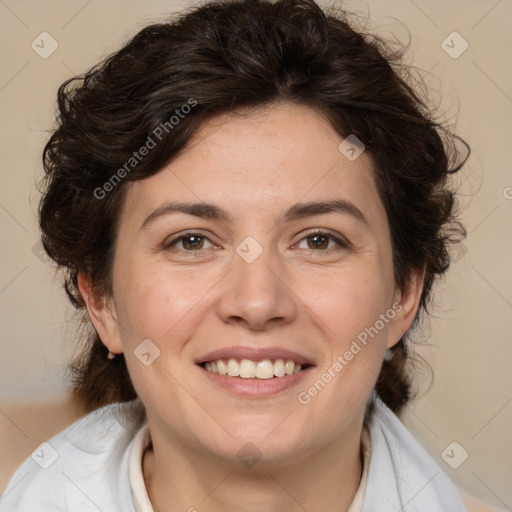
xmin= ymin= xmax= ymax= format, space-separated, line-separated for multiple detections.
xmin=122 ymin=103 xmax=385 ymax=231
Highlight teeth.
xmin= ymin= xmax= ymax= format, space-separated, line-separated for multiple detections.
xmin=256 ymin=359 xmax=274 ymax=379
xmin=240 ymin=359 xmax=256 ymax=378
xmin=227 ymin=358 xmax=239 ymax=377
xmin=203 ymin=358 xmax=306 ymax=379
xmin=274 ymin=359 xmax=286 ymax=377
xmin=217 ymin=360 xmax=227 ymax=376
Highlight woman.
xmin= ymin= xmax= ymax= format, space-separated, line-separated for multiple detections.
xmin=1 ymin=0 xmax=500 ymax=510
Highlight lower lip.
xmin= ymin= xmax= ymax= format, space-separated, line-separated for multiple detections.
xmin=198 ymin=365 xmax=313 ymax=397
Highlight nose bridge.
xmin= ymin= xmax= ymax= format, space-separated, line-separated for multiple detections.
xmin=235 ymin=236 xmax=277 ymax=292
xmin=234 ymin=233 xmax=282 ymax=304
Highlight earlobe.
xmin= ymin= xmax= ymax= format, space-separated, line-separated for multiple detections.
xmin=77 ymin=272 xmax=123 ymax=354
xmin=387 ymin=266 xmax=426 ymax=349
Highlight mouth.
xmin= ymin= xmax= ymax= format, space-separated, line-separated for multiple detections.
xmin=195 ymin=346 xmax=315 ymax=396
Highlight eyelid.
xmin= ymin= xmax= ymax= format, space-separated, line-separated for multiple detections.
xmin=294 ymin=228 xmax=350 ymax=251
xmin=163 ymin=231 xmax=215 ymax=250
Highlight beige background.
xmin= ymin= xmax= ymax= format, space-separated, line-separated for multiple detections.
xmin=0 ymin=0 xmax=511 ymax=508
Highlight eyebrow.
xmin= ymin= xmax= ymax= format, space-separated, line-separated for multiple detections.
xmin=140 ymin=198 xmax=369 ymax=231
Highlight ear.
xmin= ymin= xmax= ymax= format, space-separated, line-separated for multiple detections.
xmin=78 ymin=272 xmax=123 ymax=355
xmin=386 ymin=265 xmax=426 ymax=349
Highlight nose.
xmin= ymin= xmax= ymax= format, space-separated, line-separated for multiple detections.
xmin=216 ymin=241 xmax=298 ymax=331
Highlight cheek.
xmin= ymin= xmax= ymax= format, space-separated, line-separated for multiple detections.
xmin=111 ymin=262 xmax=206 ymax=411
xmin=305 ymin=266 xmax=394 ymax=404
xmin=309 ymin=264 xmax=393 ymax=340
xmin=297 ymin=273 xmax=392 ymax=428
xmin=113 ymin=257 xmax=206 ymax=345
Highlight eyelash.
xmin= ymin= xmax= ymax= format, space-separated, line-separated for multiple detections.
xmin=164 ymin=230 xmax=349 ymax=254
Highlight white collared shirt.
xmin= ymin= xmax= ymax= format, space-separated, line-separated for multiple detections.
xmin=2 ymin=398 xmax=503 ymax=511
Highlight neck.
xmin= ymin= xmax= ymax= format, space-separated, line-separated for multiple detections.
xmin=142 ymin=416 xmax=365 ymax=512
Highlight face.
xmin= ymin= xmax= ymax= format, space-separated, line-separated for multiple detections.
xmin=82 ymin=102 xmax=422 ymax=466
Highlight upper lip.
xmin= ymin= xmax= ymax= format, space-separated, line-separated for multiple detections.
xmin=195 ymin=346 xmax=315 ymax=366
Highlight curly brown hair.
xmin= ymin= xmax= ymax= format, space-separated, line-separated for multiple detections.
xmin=39 ymin=0 xmax=468 ymax=414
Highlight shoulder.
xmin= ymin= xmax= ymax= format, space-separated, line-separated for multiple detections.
xmin=363 ymin=396 xmax=477 ymax=512
xmin=0 ymin=399 xmax=145 ymax=512
xmin=365 ymin=396 xmax=505 ymax=512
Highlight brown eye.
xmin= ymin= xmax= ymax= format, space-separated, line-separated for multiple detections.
xmin=296 ymin=231 xmax=347 ymax=252
xmin=165 ymin=233 xmax=214 ymax=251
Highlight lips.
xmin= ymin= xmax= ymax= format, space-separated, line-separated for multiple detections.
xmin=197 ymin=349 xmax=314 ymax=397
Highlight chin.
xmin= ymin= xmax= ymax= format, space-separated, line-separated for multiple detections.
xmin=213 ymin=423 xmax=308 ymax=462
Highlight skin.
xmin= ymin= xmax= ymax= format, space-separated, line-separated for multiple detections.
xmin=79 ymin=102 xmax=424 ymax=512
